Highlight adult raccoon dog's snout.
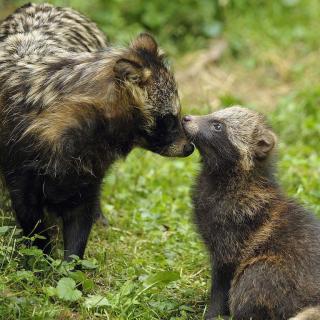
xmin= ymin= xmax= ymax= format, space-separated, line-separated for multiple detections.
xmin=138 ymin=113 xmax=194 ymax=157
xmin=155 ymin=117 xmax=194 ymax=157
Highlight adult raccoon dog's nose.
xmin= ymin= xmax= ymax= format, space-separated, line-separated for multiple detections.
xmin=183 ymin=142 xmax=195 ymax=156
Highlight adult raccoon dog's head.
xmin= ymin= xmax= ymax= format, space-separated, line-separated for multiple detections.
xmin=113 ymin=33 xmax=194 ymax=157
xmin=182 ymin=106 xmax=276 ymax=171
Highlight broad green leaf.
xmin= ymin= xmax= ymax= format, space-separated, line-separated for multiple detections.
xmin=84 ymin=295 xmax=110 ymax=309
xmin=79 ymin=259 xmax=97 ymax=270
xmin=68 ymin=255 xmax=80 ymax=261
xmin=180 ymin=305 xmax=195 ymax=312
xmin=145 ymin=271 xmax=180 ymax=286
xmin=43 ymin=286 xmax=57 ymax=297
xmin=0 ymin=226 xmax=10 ymax=235
xmin=119 ymin=280 xmax=135 ymax=297
xmin=15 ymin=270 xmax=34 ymax=282
xmin=69 ymin=270 xmax=86 ymax=283
xmin=56 ymin=277 xmax=82 ymax=302
xmin=19 ymin=247 xmax=43 ymax=256
xmin=69 ymin=270 xmax=94 ymax=291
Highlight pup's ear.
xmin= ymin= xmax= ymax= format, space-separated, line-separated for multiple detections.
xmin=114 ymin=58 xmax=151 ymax=84
xmin=131 ymin=33 xmax=158 ymax=55
xmin=255 ymin=129 xmax=277 ymax=159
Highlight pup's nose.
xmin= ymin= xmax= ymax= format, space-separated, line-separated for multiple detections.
xmin=183 ymin=115 xmax=192 ymax=122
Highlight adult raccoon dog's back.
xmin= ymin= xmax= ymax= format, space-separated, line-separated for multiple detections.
xmin=0 ymin=3 xmax=194 ymax=260
xmin=0 ymin=2 xmax=107 ymax=49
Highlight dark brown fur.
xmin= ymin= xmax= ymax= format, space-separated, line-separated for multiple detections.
xmin=182 ymin=106 xmax=320 ymax=320
xmin=0 ymin=3 xmax=193 ymax=260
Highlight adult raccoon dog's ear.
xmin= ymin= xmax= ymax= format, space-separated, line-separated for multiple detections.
xmin=255 ymin=128 xmax=277 ymax=160
xmin=113 ymin=33 xmax=161 ymax=84
xmin=131 ymin=32 xmax=158 ymax=55
xmin=113 ymin=58 xmax=151 ymax=84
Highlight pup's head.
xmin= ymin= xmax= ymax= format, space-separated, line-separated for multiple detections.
xmin=182 ymin=106 xmax=277 ymax=171
xmin=113 ymin=33 xmax=194 ymax=157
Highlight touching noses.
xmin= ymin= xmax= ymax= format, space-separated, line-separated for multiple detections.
xmin=183 ymin=115 xmax=192 ymax=122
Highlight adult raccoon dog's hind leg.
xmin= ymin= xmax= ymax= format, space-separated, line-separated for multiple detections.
xmin=5 ymin=171 xmax=51 ymax=253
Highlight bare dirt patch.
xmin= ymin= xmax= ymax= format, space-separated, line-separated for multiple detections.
xmin=176 ymin=40 xmax=294 ymax=112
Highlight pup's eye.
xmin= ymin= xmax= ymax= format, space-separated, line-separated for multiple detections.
xmin=212 ymin=123 xmax=222 ymax=131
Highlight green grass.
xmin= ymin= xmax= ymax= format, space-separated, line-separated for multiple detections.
xmin=1 ymin=0 xmax=320 ymax=319
xmin=0 ymin=152 xmax=207 ymax=320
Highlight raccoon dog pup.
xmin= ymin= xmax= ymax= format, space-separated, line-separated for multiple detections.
xmin=182 ymin=106 xmax=320 ymax=320
xmin=0 ymin=3 xmax=194 ymax=260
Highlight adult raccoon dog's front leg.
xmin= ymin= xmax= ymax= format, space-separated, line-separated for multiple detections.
xmin=61 ymin=190 xmax=101 ymax=260
xmin=62 ymin=203 xmax=95 ymax=260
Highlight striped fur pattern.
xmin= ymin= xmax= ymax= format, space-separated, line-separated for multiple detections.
xmin=0 ymin=3 xmax=193 ymax=259
xmin=0 ymin=3 xmax=107 ymax=49
xmin=182 ymin=106 xmax=320 ymax=319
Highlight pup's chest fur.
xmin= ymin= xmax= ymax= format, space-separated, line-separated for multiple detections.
xmin=192 ymin=169 xmax=274 ymax=264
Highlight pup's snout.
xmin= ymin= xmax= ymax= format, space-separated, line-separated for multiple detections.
xmin=183 ymin=142 xmax=195 ymax=156
xmin=182 ymin=114 xmax=198 ymax=141
xmin=183 ymin=115 xmax=192 ymax=122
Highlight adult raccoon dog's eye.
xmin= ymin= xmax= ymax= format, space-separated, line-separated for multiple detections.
xmin=163 ymin=114 xmax=177 ymax=131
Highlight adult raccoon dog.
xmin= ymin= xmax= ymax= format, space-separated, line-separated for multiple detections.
xmin=182 ymin=107 xmax=320 ymax=320
xmin=0 ymin=3 xmax=194 ymax=260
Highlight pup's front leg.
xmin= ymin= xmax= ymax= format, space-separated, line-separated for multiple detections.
xmin=206 ymin=263 xmax=234 ymax=320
